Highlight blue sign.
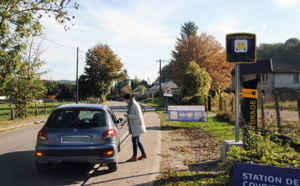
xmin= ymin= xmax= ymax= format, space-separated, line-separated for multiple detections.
xmin=168 ymin=106 xmax=205 ymax=122
xmin=233 ymin=162 xmax=300 ymax=186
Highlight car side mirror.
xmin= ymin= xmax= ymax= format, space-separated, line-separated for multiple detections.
xmin=117 ymin=118 xmax=124 ymax=123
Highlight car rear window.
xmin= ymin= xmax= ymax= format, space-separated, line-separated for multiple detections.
xmin=45 ymin=109 xmax=107 ymax=128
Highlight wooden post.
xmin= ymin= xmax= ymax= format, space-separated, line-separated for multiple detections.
xmin=207 ymin=96 xmax=211 ymax=111
xmin=11 ymin=109 xmax=15 ymax=120
xmin=259 ymin=94 xmax=265 ymax=130
xmin=274 ymin=91 xmax=281 ymax=133
xmin=297 ymin=91 xmax=300 ymax=124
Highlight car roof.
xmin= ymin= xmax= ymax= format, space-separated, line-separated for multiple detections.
xmin=55 ymin=103 xmax=109 ymax=111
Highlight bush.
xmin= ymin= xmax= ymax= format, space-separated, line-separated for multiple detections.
xmin=216 ymin=111 xmax=235 ymax=124
xmin=181 ymin=94 xmax=207 ymax=105
xmin=220 ymin=131 xmax=300 ymax=184
xmin=136 ymin=95 xmax=147 ymax=101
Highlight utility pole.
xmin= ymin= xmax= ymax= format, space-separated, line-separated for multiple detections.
xmin=157 ymin=59 xmax=163 ymax=91
xmin=76 ymin=47 xmax=79 ymax=103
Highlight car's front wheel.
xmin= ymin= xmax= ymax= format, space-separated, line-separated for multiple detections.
xmin=108 ymin=162 xmax=117 ymax=172
xmin=36 ymin=162 xmax=49 ymax=174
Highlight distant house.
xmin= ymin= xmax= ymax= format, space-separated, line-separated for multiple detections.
xmin=0 ymin=96 xmax=9 ymax=100
xmin=231 ymin=59 xmax=300 ymax=96
xmin=134 ymin=80 xmax=180 ymax=97
xmin=0 ymin=96 xmax=9 ymax=103
xmin=150 ymin=80 xmax=179 ymax=92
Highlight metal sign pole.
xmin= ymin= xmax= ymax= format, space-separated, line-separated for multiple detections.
xmin=165 ymin=96 xmax=168 ymax=122
xmin=235 ymin=63 xmax=240 ymax=142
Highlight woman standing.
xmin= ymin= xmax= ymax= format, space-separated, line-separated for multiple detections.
xmin=120 ymin=93 xmax=147 ymax=162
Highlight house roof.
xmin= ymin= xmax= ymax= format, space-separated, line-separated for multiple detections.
xmin=150 ymin=81 xmax=178 ymax=90
xmin=231 ymin=59 xmax=300 ymax=75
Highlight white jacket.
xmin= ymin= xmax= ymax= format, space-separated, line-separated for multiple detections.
xmin=124 ymin=99 xmax=146 ymax=137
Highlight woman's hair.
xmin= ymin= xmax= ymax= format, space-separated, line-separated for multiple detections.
xmin=123 ymin=93 xmax=132 ymax=100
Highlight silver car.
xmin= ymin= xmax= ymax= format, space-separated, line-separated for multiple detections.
xmin=35 ymin=104 xmax=122 ymax=174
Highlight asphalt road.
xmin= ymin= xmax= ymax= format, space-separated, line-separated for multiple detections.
xmin=0 ymin=101 xmax=161 ymax=186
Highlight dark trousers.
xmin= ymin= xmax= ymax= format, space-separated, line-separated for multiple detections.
xmin=132 ymin=135 xmax=145 ymax=156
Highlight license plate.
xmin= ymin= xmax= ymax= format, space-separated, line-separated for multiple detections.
xmin=61 ymin=136 xmax=90 ymax=143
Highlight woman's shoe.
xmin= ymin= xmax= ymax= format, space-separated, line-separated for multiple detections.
xmin=138 ymin=153 xmax=147 ymax=160
xmin=126 ymin=156 xmax=137 ymax=162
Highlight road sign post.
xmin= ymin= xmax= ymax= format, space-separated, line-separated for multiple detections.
xmin=226 ymin=33 xmax=256 ymax=142
xmin=163 ymin=86 xmax=173 ymax=124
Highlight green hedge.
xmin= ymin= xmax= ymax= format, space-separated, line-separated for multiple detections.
xmin=220 ymin=131 xmax=300 ymax=184
xmin=216 ymin=111 xmax=235 ymax=124
xmin=182 ymin=94 xmax=208 ymax=105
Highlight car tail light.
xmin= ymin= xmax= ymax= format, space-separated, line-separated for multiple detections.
xmin=102 ymin=129 xmax=116 ymax=139
xmin=36 ymin=152 xmax=46 ymax=157
xmin=37 ymin=130 xmax=48 ymax=140
xmin=103 ymin=150 xmax=114 ymax=156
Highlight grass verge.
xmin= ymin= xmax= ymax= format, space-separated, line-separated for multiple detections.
xmin=154 ymin=110 xmax=243 ymax=185
xmin=141 ymin=98 xmax=176 ymax=108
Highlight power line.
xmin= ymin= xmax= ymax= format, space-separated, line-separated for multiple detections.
xmin=39 ymin=36 xmax=77 ymax=50
xmin=39 ymin=37 xmax=158 ymax=72
xmin=123 ymin=62 xmax=157 ymax=70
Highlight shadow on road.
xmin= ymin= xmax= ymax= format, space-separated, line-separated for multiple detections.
xmin=0 ymin=150 xmax=102 ymax=186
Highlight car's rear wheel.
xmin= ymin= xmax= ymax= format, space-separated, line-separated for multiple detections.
xmin=108 ymin=162 xmax=117 ymax=172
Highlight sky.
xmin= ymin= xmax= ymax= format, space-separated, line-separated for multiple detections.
xmin=40 ymin=0 xmax=300 ymax=84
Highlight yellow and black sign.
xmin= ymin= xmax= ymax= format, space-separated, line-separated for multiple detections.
xmin=241 ymin=79 xmax=259 ymax=133
xmin=249 ymin=99 xmax=257 ymax=132
xmin=242 ymin=88 xmax=257 ymax=99
xmin=226 ymin=33 xmax=256 ymax=63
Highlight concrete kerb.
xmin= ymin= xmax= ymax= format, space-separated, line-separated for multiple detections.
xmin=0 ymin=116 xmax=48 ymax=132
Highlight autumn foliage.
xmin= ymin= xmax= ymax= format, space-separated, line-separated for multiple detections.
xmin=167 ymin=23 xmax=235 ymax=90
xmin=79 ymin=43 xmax=125 ymax=102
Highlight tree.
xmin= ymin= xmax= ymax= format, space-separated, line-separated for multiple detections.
xmin=285 ymin=38 xmax=300 ymax=45
xmin=179 ymin=21 xmax=198 ymax=41
xmin=116 ymin=69 xmax=130 ymax=95
xmin=140 ymin=80 xmax=150 ymax=89
xmin=56 ymin=83 xmax=75 ymax=100
xmin=43 ymin=80 xmax=61 ymax=97
xmin=136 ymin=85 xmax=147 ymax=91
xmin=78 ymin=74 xmax=91 ymax=99
xmin=182 ymin=61 xmax=212 ymax=97
xmin=4 ymin=37 xmax=47 ymax=117
xmin=131 ymin=76 xmax=141 ymax=90
xmin=120 ymin=84 xmax=132 ymax=96
xmin=168 ymin=28 xmax=234 ymax=90
xmin=257 ymin=38 xmax=300 ymax=67
xmin=0 ymin=0 xmax=79 ymax=89
xmin=157 ymin=64 xmax=171 ymax=83
xmin=79 ymin=43 xmax=125 ymax=102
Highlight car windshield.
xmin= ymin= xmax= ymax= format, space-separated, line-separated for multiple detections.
xmin=45 ymin=109 xmax=107 ymax=128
